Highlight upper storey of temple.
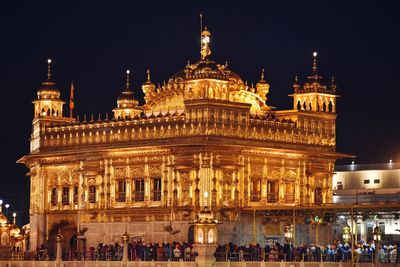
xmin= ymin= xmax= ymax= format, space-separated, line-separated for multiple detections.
xmin=141 ymin=27 xmax=270 ymax=114
xmin=23 ymin=24 xmax=341 ymax=156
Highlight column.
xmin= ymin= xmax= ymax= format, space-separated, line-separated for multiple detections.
xmin=55 ymin=230 xmax=63 ymax=263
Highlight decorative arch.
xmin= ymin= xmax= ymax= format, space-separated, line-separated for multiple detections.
xmin=47 ymin=220 xmax=77 ymax=259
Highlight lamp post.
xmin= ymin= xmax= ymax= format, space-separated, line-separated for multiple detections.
xmin=122 ymin=231 xmax=129 ymax=261
xmin=342 ymin=223 xmax=351 ymax=245
xmin=56 ymin=228 xmax=63 ymax=263
xmin=12 ymin=212 xmax=16 ymax=225
xmin=373 ymin=225 xmax=381 ymax=267
xmin=5 ymin=204 xmax=9 ymax=223
xmin=284 ymin=224 xmax=293 ymax=243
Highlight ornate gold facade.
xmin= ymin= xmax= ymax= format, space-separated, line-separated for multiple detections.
xmin=18 ymin=27 xmax=346 ymax=250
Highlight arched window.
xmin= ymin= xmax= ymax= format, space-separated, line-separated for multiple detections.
xmin=208 ymin=229 xmax=215 ymax=244
xmin=73 ymin=186 xmax=78 ymax=204
xmin=297 ymin=100 xmax=301 ymax=110
xmin=197 ymin=229 xmax=204 ymax=244
xmin=62 ymin=187 xmax=69 ymax=205
xmin=315 ymin=187 xmax=323 ymax=205
xmin=322 ymin=102 xmax=327 ymax=112
xmin=152 ymin=178 xmax=162 ymax=201
xmin=133 ymin=179 xmax=144 ymax=202
xmin=51 ymin=188 xmax=58 ymax=206
xmin=267 ymin=181 xmax=278 ymax=203
xmin=116 ymin=180 xmax=126 ymax=202
xmin=89 ymin=185 xmax=96 ymax=203
xmin=251 ymin=179 xmax=261 ymax=202
xmin=328 ymin=101 xmax=333 ymax=112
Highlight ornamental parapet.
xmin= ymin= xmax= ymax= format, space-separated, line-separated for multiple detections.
xmin=40 ymin=109 xmax=335 ymax=150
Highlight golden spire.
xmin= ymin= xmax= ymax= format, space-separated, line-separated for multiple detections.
xmin=47 ymin=58 xmax=52 ymax=80
xmin=312 ymin=51 xmax=318 ymax=74
xmin=260 ymin=68 xmax=266 ymax=82
xmin=147 ymin=69 xmax=151 ymax=82
xmin=125 ymin=69 xmax=131 ymax=90
xmin=200 ymin=14 xmax=211 ymax=60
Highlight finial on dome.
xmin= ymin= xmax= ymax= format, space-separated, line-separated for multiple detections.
xmin=295 ymin=75 xmax=299 ymax=83
xmin=312 ymin=51 xmax=318 ymax=74
xmin=260 ymin=68 xmax=266 ymax=82
xmin=47 ymin=58 xmax=52 ymax=80
xmin=330 ymin=76 xmax=337 ymax=91
xmin=147 ymin=69 xmax=151 ymax=82
xmin=200 ymin=15 xmax=212 ymax=60
xmin=125 ymin=69 xmax=131 ymax=90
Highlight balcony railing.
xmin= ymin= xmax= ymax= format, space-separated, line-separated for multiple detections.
xmin=152 ymin=191 xmax=161 ymax=201
xmin=62 ymin=195 xmax=69 ymax=205
xmin=116 ymin=192 xmax=126 ymax=202
xmin=267 ymin=193 xmax=277 ymax=203
xmin=51 ymin=197 xmax=57 ymax=206
xmin=133 ymin=192 xmax=144 ymax=202
xmin=251 ymin=193 xmax=261 ymax=202
xmin=88 ymin=193 xmax=96 ymax=203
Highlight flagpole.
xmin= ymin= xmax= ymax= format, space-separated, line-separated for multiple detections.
xmin=69 ymin=82 xmax=75 ymax=119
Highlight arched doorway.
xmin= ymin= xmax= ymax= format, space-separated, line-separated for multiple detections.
xmin=188 ymin=225 xmax=194 ymax=244
xmin=48 ymin=221 xmax=77 ymax=260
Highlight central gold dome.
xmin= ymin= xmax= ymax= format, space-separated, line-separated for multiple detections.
xmin=140 ymin=27 xmax=270 ymax=114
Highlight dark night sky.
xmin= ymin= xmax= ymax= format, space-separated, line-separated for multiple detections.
xmin=1 ymin=1 xmax=400 ymax=224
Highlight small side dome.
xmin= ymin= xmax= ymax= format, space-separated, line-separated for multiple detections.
xmin=0 ymin=213 xmax=7 ymax=225
xmin=37 ymin=59 xmax=61 ymax=100
xmin=113 ymin=70 xmax=142 ymax=119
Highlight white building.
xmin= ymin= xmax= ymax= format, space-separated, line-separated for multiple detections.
xmin=333 ymin=163 xmax=400 ymax=244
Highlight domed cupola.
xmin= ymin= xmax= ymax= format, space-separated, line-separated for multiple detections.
xmin=256 ymin=68 xmax=270 ymax=103
xmin=291 ymin=52 xmax=338 ymax=113
xmin=113 ymin=70 xmax=142 ymax=119
xmin=33 ymin=59 xmax=65 ymax=118
xmin=301 ymin=52 xmax=330 ymax=94
xmin=37 ymin=59 xmax=61 ymax=100
xmin=142 ymin=69 xmax=156 ymax=103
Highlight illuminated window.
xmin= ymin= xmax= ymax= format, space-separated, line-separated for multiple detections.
xmin=251 ymin=179 xmax=261 ymax=202
xmin=89 ymin=185 xmax=96 ymax=203
xmin=51 ymin=188 xmax=57 ymax=206
xmin=133 ymin=179 xmax=145 ymax=202
xmin=116 ymin=180 xmax=126 ymax=202
xmin=314 ymin=187 xmax=323 ymax=205
xmin=364 ymin=180 xmax=370 ymax=184
xmin=152 ymin=178 xmax=162 ymax=201
xmin=62 ymin=187 xmax=69 ymax=205
xmin=267 ymin=181 xmax=278 ymax=203
xmin=374 ymin=179 xmax=380 ymax=184
xmin=73 ymin=186 xmax=78 ymax=204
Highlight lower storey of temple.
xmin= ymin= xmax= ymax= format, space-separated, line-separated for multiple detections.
xmin=30 ymin=215 xmax=337 ymax=253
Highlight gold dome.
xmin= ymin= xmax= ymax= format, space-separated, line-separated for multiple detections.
xmin=0 ymin=213 xmax=7 ymax=225
xmin=37 ymin=59 xmax=61 ymax=100
xmin=113 ymin=70 xmax=142 ymax=119
xmin=141 ymin=27 xmax=270 ymax=113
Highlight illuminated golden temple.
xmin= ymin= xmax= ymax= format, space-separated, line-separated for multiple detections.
xmin=18 ymin=26 xmax=346 ymax=252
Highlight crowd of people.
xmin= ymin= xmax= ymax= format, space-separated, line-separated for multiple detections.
xmin=24 ymin=240 xmax=398 ymax=263
xmin=214 ymin=242 xmax=399 ymax=263
xmin=83 ymin=241 xmax=196 ymax=261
